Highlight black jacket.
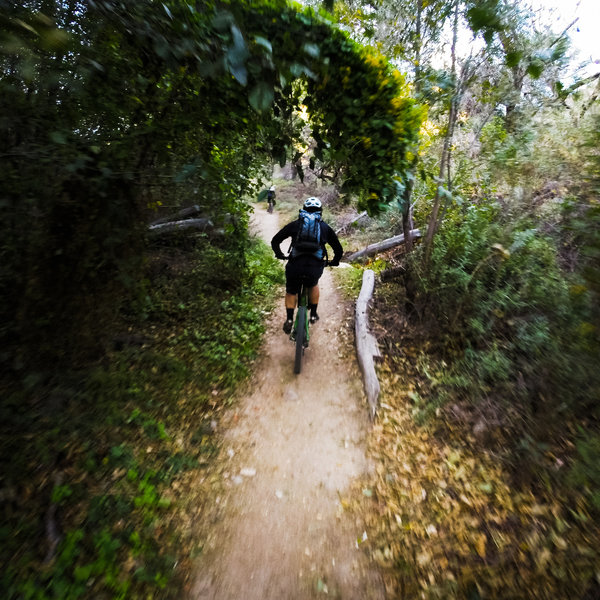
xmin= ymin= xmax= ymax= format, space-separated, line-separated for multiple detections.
xmin=271 ymin=218 xmax=343 ymax=263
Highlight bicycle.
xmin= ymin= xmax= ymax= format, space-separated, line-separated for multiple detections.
xmin=267 ymin=198 xmax=274 ymax=213
xmin=290 ymin=276 xmax=311 ymax=374
xmin=287 ymin=260 xmax=331 ymax=374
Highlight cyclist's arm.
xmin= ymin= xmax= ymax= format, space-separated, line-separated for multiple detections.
xmin=322 ymin=223 xmax=343 ymax=264
xmin=271 ymin=222 xmax=297 ymax=258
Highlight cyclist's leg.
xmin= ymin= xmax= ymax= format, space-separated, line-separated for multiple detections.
xmin=283 ymin=266 xmax=300 ymax=333
xmin=308 ymin=286 xmax=320 ymax=323
xmin=306 ymin=262 xmax=324 ymax=322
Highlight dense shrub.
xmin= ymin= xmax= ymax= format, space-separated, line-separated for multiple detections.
xmin=409 ymin=197 xmax=599 ymax=429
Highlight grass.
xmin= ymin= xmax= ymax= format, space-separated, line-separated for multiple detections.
xmin=332 ymin=262 xmax=366 ymax=299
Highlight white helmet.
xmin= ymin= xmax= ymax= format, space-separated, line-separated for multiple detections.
xmin=269 ymin=186 xmax=275 ymax=191
xmin=303 ymin=197 xmax=322 ymax=211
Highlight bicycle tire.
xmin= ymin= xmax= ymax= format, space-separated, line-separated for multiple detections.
xmin=294 ymin=306 xmax=306 ymax=374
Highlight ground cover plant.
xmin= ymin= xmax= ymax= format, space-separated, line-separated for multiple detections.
xmin=1 ymin=235 xmax=283 ymax=598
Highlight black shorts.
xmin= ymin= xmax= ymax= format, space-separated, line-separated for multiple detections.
xmin=285 ymin=256 xmax=324 ymax=294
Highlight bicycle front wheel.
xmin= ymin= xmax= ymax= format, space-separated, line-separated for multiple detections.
xmin=294 ymin=306 xmax=306 ymax=374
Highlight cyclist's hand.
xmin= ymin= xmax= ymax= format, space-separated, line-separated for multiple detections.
xmin=275 ymin=253 xmax=286 ymax=260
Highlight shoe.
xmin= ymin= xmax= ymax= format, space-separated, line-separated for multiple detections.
xmin=310 ymin=313 xmax=319 ymax=324
xmin=283 ymin=319 xmax=293 ymax=334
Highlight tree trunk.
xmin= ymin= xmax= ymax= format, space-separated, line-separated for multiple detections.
xmin=347 ymin=230 xmax=422 ymax=262
xmin=414 ymin=0 xmax=423 ymax=92
xmin=335 ymin=211 xmax=369 ymax=235
xmin=401 ymin=169 xmax=416 ymax=253
xmin=424 ymin=0 xmax=459 ymax=263
xmin=149 ymin=205 xmax=203 ymax=226
xmin=148 ymin=218 xmax=213 ymax=235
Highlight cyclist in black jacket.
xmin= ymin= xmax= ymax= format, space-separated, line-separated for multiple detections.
xmin=271 ymin=197 xmax=343 ymax=334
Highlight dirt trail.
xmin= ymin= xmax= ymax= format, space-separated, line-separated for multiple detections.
xmin=190 ymin=205 xmax=384 ymax=600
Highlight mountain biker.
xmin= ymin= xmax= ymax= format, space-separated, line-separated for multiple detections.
xmin=266 ymin=186 xmax=276 ymax=213
xmin=271 ymin=197 xmax=343 ymax=334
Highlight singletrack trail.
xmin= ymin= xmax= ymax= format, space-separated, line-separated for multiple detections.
xmin=190 ymin=205 xmax=384 ymax=600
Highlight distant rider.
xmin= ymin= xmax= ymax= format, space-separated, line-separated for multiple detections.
xmin=271 ymin=197 xmax=343 ymax=333
xmin=267 ymin=186 xmax=276 ymax=213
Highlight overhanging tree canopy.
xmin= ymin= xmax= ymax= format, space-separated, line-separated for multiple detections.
xmin=0 ymin=0 xmax=423 ymax=362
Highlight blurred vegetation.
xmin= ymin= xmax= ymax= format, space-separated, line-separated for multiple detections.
xmin=1 ymin=236 xmax=283 ymax=598
xmin=324 ymin=0 xmax=600 ymax=597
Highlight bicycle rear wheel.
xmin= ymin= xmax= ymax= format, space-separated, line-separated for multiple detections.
xmin=294 ymin=306 xmax=306 ymax=374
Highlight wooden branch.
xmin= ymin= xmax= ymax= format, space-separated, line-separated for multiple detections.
xmin=346 ymin=229 xmax=421 ymax=262
xmin=149 ymin=204 xmax=203 ymax=226
xmin=148 ymin=218 xmax=213 ymax=236
xmin=549 ymin=18 xmax=579 ymax=49
xmin=44 ymin=503 xmax=62 ymax=564
xmin=355 ymin=269 xmax=381 ymax=420
xmin=44 ymin=473 xmax=63 ymax=565
xmin=335 ymin=211 xmax=369 ymax=235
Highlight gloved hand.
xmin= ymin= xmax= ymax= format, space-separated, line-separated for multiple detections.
xmin=329 ymin=259 xmax=340 ymax=267
xmin=275 ymin=253 xmax=286 ymax=260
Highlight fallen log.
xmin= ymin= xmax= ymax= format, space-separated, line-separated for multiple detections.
xmin=148 ymin=218 xmax=213 ymax=235
xmin=347 ymin=229 xmax=422 ymax=262
xmin=355 ymin=269 xmax=381 ymax=420
xmin=149 ymin=205 xmax=203 ymax=226
xmin=44 ymin=472 xmax=64 ymax=565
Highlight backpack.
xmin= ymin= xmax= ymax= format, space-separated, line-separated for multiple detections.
xmin=291 ymin=209 xmax=324 ymax=260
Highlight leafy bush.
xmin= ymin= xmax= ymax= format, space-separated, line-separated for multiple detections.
xmin=0 ymin=235 xmax=283 ymax=598
xmin=409 ymin=197 xmax=599 ymax=430
xmin=568 ymin=432 xmax=600 ymax=512
xmin=0 ymin=0 xmax=422 ymax=376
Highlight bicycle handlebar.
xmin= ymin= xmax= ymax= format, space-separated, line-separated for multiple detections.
xmin=279 ymin=255 xmax=336 ymax=267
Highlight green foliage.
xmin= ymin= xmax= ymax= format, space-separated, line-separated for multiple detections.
xmin=410 ymin=197 xmax=599 ymax=426
xmin=466 ymin=0 xmax=503 ymax=44
xmin=0 ymin=0 xmax=422 ymax=373
xmin=333 ymin=0 xmax=452 ymax=72
xmin=570 ymin=114 xmax=600 ymax=337
xmin=568 ymin=432 xmax=600 ymax=512
xmin=219 ymin=0 xmax=424 ymax=209
xmin=305 ymin=40 xmax=424 ymax=211
xmin=0 ymin=235 xmax=282 ymax=598
xmin=333 ymin=263 xmax=366 ymax=298
xmin=146 ymin=236 xmax=283 ymax=387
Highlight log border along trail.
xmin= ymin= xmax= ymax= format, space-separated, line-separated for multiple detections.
xmin=189 ymin=203 xmax=385 ymax=600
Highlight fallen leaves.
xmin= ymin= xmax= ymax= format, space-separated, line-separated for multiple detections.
xmin=354 ymin=353 xmax=600 ymax=599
